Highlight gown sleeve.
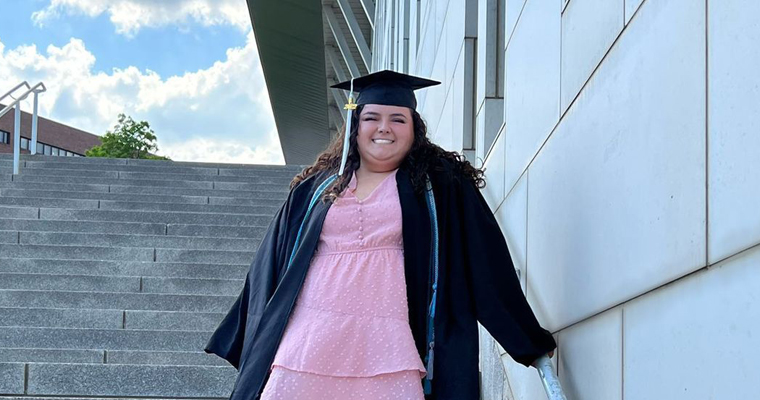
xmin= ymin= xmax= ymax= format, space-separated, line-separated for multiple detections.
xmin=203 ymin=181 xmax=298 ymax=369
xmin=457 ymin=174 xmax=557 ymax=367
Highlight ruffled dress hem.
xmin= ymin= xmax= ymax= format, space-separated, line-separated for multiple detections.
xmin=271 ymin=302 xmax=427 ymax=379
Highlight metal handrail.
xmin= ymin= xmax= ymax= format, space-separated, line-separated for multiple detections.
xmin=533 ymin=354 xmax=568 ymax=400
xmin=0 ymin=81 xmax=31 ymax=105
xmin=0 ymin=81 xmax=47 ymax=174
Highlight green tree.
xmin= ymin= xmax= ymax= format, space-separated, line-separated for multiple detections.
xmin=86 ymin=114 xmax=170 ymax=160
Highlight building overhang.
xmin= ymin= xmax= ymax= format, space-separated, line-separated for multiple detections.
xmin=247 ymin=0 xmax=374 ymax=165
xmin=246 ymin=0 xmax=330 ymax=165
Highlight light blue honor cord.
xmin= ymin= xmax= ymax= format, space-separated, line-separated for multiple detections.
xmin=422 ymin=177 xmax=439 ymax=395
xmin=286 ymin=173 xmax=440 ymax=395
xmin=286 ymin=174 xmax=338 ymax=270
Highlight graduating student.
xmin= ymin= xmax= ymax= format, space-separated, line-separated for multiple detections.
xmin=205 ymin=70 xmax=556 ymax=400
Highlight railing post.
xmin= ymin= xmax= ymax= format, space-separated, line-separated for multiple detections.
xmin=31 ymin=92 xmax=39 ymax=155
xmin=13 ymin=102 xmax=21 ymax=175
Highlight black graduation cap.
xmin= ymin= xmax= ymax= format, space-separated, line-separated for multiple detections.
xmin=330 ymin=69 xmax=440 ymax=110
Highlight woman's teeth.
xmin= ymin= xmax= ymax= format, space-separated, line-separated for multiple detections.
xmin=372 ymin=139 xmax=394 ymax=144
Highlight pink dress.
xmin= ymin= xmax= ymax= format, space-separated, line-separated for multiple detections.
xmin=260 ymin=168 xmax=427 ymax=400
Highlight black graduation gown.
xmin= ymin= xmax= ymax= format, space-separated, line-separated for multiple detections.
xmin=204 ymin=158 xmax=556 ymax=400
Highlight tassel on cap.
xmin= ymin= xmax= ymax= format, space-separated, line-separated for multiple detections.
xmin=338 ymin=78 xmax=356 ymax=176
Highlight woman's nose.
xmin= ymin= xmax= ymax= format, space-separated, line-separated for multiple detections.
xmin=378 ymin=118 xmax=391 ymax=133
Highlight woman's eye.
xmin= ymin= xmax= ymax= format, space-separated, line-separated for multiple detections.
xmin=363 ymin=117 xmax=376 ymax=121
xmin=393 ymin=119 xmax=405 ymax=123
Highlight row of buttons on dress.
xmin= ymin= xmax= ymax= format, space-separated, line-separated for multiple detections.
xmin=357 ymin=198 xmax=364 ymax=246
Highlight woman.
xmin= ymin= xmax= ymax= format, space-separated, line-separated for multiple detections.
xmin=205 ymin=70 xmax=556 ymax=400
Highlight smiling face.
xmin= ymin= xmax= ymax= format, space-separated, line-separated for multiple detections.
xmin=356 ymin=104 xmax=415 ymax=172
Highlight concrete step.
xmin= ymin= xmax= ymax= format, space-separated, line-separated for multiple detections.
xmin=0 ymin=289 xmax=236 ymax=312
xmin=0 ymin=259 xmax=249 ymax=279
xmin=0 ymin=348 xmax=227 ymax=366
xmin=209 ymin=195 xmax=294 ymax=206
xmin=0 ymin=243 xmax=250 ymax=265
xmin=1 ymin=188 xmax=209 ymax=204
xmin=5 ymin=170 xmax=293 ymax=189
xmin=0 ymin=181 xmax=110 ymax=193
xmin=0 ymin=230 xmax=17 ymax=243
xmin=0 ymin=327 xmax=209 ymax=352
xmin=0 ymin=167 xmax=119 ymax=178
xmin=0 ymin=153 xmax=127 ymax=163
xmin=0 ymin=243 xmax=253 ymax=264
xmin=0 ymin=273 xmax=243 ymax=296
xmin=0 ymin=363 xmax=24 ymax=393
xmin=16 ymin=231 xmax=255 ymax=251
xmin=2 ymin=167 xmax=297 ymax=185
xmin=0 ymin=196 xmax=99 ymax=209
xmin=0 ymin=273 xmax=140 ymax=293
xmin=214 ymin=180 xmax=293 ymax=191
xmin=155 ymin=248 xmax=254 ymax=264
xmin=118 ymin=170 xmax=298 ymax=184
xmin=0 ymin=216 xmax=265 ymax=238
xmin=0 ymin=348 xmax=104 ymax=364
xmin=218 ymin=166 xmax=301 ymax=177
xmin=10 ymin=362 xmax=236 ymax=397
xmin=0 ymin=180 xmax=289 ymax=198
xmin=0 ymin=217 xmax=166 ymax=235
xmin=0 ymin=244 xmax=154 ymax=261
xmin=0 ymin=152 xmax=306 ymax=170
xmin=124 ymin=310 xmax=226 ymax=331
xmin=40 ymin=207 xmax=273 ymax=226
xmin=108 ymin=185 xmax=288 ymax=199
xmin=141 ymin=277 xmax=244 ymax=296
xmin=23 ymin=160 xmax=300 ymax=178
xmin=0 ymin=160 xmax=23 ymax=169
xmin=129 ymin=179 xmax=287 ymax=192
xmin=0 ymin=205 xmax=39 ymax=219
xmin=22 ymin=161 xmax=226 ymax=175
xmin=116 ymin=158 xmax=301 ymax=172
xmin=106 ymin=350 xmax=229 ymax=366
xmin=11 ymin=173 xmax=218 ymax=188
xmin=99 ymin=199 xmax=279 ymax=217
xmin=166 ymin=222 xmax=266 ymax=239
xmin=0 ymin=307 xmax=123 ymax=329
xmin=0 ymin=307 xmax=225 ymax=331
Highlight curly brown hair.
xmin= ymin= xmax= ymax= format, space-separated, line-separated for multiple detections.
xmin=290 ymin=104 xmax=486 ymax=202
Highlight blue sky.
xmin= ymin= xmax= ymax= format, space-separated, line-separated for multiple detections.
xmin=0 ymin=0 xmax=246 ymax=78
xmin=0 ymin=0 xmax=283 ymax=164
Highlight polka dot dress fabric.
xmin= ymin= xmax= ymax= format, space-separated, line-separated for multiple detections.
xmin=262 ymin=367 xmax=425 ymax=400
xmin=261 ymin=168 xmax=427 ymax=400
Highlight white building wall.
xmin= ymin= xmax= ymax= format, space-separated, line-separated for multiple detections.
xmin=373 ymin=0 xmax=760 ymax=399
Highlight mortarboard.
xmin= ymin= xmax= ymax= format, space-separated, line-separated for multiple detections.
xmin=330 ymin=70 xmax=441 ymax=175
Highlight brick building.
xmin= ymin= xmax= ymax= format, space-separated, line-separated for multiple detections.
xmin=0 ymin=104 xmax=101 ymax=156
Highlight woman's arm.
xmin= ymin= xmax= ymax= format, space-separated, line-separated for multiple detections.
xmin=458 ymin=175 xmax=556 ymax=367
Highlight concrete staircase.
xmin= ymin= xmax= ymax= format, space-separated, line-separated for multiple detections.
xmin=0 ymin=154 xmax=305 ymax=399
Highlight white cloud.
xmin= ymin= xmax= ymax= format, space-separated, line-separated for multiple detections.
xmin=32 ymin=0 xmax=251 ymax=37
xmin=159 ymin=133 xmax=282 ymax=165
xmin=0 ymin=30 xmax=285 ymax=165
